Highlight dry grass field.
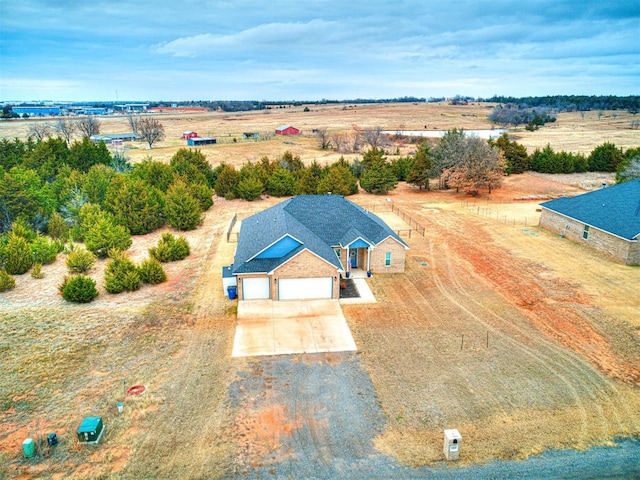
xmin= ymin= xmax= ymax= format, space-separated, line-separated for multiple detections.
xmin=1 ymin=103 xmax=639 ymax=478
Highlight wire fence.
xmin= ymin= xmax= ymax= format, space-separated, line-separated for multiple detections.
xmin=461 ymin=201 xmax=541 ymax=228
xmin=390 ymin=204 xmax=426 ymax=236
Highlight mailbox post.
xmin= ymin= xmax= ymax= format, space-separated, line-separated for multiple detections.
xmin=443 ymin=428 xmax=462 ymax=460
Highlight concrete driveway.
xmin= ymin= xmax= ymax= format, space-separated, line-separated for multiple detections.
xmin=231 ymin=299 xmax=357 ymax=357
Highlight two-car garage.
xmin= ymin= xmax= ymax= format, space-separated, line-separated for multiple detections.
xmin=240 ymin=276 xmax=334 ymax=300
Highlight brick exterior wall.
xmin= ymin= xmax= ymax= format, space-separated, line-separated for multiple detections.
xmin=273 ymin=250 xmax=339 ymax=299
xmin=540 ymin=209 xmax=639 ymax=265
xmin=369 ymin=237 xmax=407 ymax=273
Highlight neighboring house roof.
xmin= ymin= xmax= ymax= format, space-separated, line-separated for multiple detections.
xmin=232 ymin=195 xmax=409 ymax=275
xmin=540 ymin=180 xmax=640 ymax=241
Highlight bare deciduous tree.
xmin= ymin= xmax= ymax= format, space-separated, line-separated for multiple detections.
xmin=361 ymin=125 xmax=385 ymax=149
xmin=53 ymin=119 xmax=76 ymax=144
xmin=127 ymin=113 xmax=139 ymax=134
xmin=76 ymin=116 xmax=101 ymax=138
xmin=27 ymin=123 xmax=52 ymax=141
xmin=314 ymin=127 xmax=331 ymax=150
xmin=138 ymin=117 xmax=165 ymax=148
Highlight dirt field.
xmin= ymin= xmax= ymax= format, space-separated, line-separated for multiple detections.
xmin=1 ymin=102 xmax=638 ymax=168
xmin=1 ymin=103 xmax=640 ymax=478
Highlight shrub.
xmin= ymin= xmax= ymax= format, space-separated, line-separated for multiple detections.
xmin=47 ymin=212 xmax=69 ymax=240
xmin=66 ymin=248 xmax=96 ymax=274
xmin=30 ymin=235 xmax=58 ymax=265
xmin=31 ymin=263 xmax=44 ymax=279
xmin=0 ymin=270 xmax=15 ymax=292
xmin=164 ymin=180 xmax=203 ymax=231
xmin=189 ymin=182 xmax=214 ymax=211
xmin=10 ymin=220 xmax=37 ymax=242
xmin=104 ymin=252 xmax=141 ymax=294
xmin=84 ymin=217 xmax=132 ymax=258
xmin=137 ymin=258 xmax=167 ymax=285
xmin=149 ymin=233 xmax=190 ymax=262
xmin=59 ymin=275 xmax=98 ymax=303
xmin=3 ymin=233 xmax=33 ymax=275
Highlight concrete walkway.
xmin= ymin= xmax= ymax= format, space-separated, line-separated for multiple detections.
xmin=340 ymin=270 xmax=377 ymax=304
xmin=232 ymin=299 xmax=357 ymax=358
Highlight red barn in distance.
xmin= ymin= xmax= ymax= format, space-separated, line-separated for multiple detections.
xmin=275 ymin=125 xmax=300 ymax=136
xmin=182 ymin=131 xmax=198 ymax=139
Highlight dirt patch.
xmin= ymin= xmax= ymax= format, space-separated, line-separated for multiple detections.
xmin=343 ymin=178 xmax=640 ymax=466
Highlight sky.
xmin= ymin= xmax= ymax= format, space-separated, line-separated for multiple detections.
xmin=1 ymin=0 xmax=639 ymax=102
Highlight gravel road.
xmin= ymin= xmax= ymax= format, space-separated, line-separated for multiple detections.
xmin=229 ymin=352 xmax=639 ymax=479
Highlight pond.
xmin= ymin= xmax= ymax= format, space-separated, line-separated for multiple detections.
xmin=383 ymin=128 xmax=509 ymax=139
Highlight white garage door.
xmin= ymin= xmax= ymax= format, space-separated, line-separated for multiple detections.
xmin=278 ymin=277 xmax=333 ymax=300
xmin=242 ymin=277 xmax=270 ymax=300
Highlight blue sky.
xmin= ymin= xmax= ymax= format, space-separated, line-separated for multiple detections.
xmin=1 ymin=0 xmax=638 ymax=102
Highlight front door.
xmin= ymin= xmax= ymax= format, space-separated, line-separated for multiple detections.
xmin=350 ymin=249 xmax=358 ymax=268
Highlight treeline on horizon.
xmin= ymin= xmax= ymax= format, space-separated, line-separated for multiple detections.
xmin=7 ymin=95 xmax=638 ymax=114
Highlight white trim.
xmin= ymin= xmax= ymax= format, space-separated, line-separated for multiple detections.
xmin=378 ymin=234 xmax=410 ymax=250
xmin=345 ymin=236 xmax=373 ymax=248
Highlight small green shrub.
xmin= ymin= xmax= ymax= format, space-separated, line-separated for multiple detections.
xmin=31 ymin=263 xmax=44 ymax=279
xmin=47 ymin=212 xmax=70 ymax=240
xmin=0 ymin=270 xmax=16 ymax=292
xmin=149 ymin=233 xmax=190 ymax=262
xmin=66 ymin=248 xmax=96 ymax=274
xmin=104 ymin=253 xmax=141 ymax=294
xmin=138 ymin=258 xmax=167 ymax=285
xmin=3 ymin=234 xmax=33 ymax=275
xmin=59 ymin=275 xmax=98 ymax=303
xmin=30 ymin=235 xmax=58 ymax=265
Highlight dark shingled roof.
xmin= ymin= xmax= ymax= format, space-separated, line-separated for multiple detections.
xmin=232 ymin=195 xmax=408 ymax=274
xmin=540 ymin=180 xmax=640 ymax=241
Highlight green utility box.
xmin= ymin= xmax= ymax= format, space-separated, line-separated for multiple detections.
xmin=77 ymin=416 xmax=105 ymax=444
xmin=22 ymin=438 xmax=35 ymax=458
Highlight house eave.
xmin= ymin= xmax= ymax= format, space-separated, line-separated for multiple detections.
xmin=541 ymin=207 xmax=638 ymax=242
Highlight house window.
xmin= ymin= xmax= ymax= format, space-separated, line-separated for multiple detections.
xmin=385 ymin=252 xmax=392 ymax=266
xmin=583 ymin=225 xmax=590 ymax=239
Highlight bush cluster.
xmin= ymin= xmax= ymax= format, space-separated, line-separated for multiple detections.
xmin=66 ymin=247 xmax=96 ymax=274
xmin=149 ymin=233 xmax=190 ymax=262
xmin=137 ymin=258 xmax=167 ymax=285
xmin=59 ymin=275 xmax=98 ymax=303
xmin=104 ymin=253 xmax=141 ymax=294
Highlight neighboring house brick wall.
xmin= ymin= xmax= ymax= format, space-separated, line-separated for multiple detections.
xmin=540 ymin=210 xmax=638 ymax=265
xmin=370 ymin=237 xmax=406 ymax=273
xmin=273 ymin=250 xmax=339 ymax=299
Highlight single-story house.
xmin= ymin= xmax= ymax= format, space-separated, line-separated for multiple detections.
xmin=182 ymin=131 xmax=198 ymax=139
xmin=539 ymin=180 xmax=640 ymax=265
xmin=275 ymin=125 xmax=300 ymax=136
xmin=228 ymin=194 xmax=409 ymax=300
xmin=187 ymin=137 xmax=216 ymax=146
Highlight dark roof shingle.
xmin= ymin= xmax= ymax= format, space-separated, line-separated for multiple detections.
xmin=540 ymin=180 xmax=640 ymax=240
xmin=232 ymin=195 xmax=408 ymax=274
